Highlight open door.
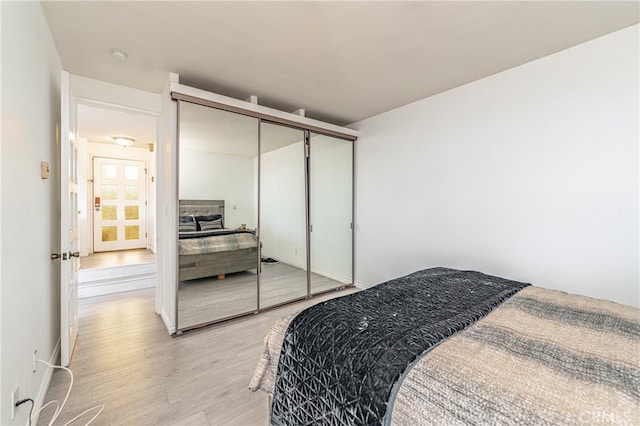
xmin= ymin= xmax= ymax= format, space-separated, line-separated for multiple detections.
xmin=60 ymin=71 xmax=80 ymax=367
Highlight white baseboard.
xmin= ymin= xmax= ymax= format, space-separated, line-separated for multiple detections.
xmin=32 ymin=337 xmax=60 ymax=426
xmin=261 ymin=251 xmax=351 ymax=284
xmin=262 ymin=251 xmax=304 ymax=270
xmin=160 ymin=307 xmax=175 ymax=334
xmin=309 ymin=266 xmax=351 ymax=285
xmin=354 ymin=281 xmax=373 ymax=289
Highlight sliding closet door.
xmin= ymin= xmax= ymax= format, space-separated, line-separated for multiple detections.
xmin=309 ymin=133 xmax=353 ymax=293
xmin=259 ymin=122 xmax=308 ymax=309
xmin=177 ymin=102 xmax=259 ymax=330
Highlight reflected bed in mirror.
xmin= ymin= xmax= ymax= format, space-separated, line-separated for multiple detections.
xmin=177 ymin=199 xmax=259 ymax=330
xmin=178 ymin=200 xmax=258 ymax=281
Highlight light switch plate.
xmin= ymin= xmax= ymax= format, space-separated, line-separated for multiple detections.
xmin=41 ymin=161 xmax=50 ymax=179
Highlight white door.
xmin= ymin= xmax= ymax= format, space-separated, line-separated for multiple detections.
xmin=61 ymin=71 xmax=80 ymax=367
xmin=93 ymin=157 xmax=147 ymax=252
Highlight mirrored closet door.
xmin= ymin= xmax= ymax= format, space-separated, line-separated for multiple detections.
xmin=309 ymin=133 xmax=353 ymax=294
xmin=177 ymin=101 xmax=259 ymax=330
xmin=172 ymin=89 xmax=356 ymax=332
xmin=259 ymin=121 xmax=308 ymax=309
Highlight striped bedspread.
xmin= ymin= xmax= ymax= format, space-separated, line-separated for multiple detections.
xmin=250 ymin=283 xmax=640 ymax=425
xmin=179 ymin=232 xmax=257 ymax=256
xmin=391 ymin=285 xmax=639 ymax=425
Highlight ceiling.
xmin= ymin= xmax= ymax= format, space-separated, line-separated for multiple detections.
xmin=77 ymin=104 xmax=158 ymax=149
xmin=42 ymin=1 xmax=639 ymax=148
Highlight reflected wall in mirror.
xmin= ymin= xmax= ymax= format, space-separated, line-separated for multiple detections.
xmin=177 ymin=102 xmax=259 ymax=330
xmin=309 ymin=133 xmax=353 ymax=293
xmin=259 ymin=122 xmax=308 ymax=309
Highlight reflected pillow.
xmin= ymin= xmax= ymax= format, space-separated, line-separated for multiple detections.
xmin=196 ymin=214 xmax=223 ymax=231
xmin=179 ymin=215 xmax=197 ymax=232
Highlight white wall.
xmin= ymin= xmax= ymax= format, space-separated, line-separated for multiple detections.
xmin=260 ymin=136 xmax=354 ymax=283
xmin=1 ymin=2 xmax=63 ymax=425
xmin=180 ymin=135 xmax=354 ymax=283
xmin=158 ymin=73 xmax=179 ymax=332
xmin=353 ymin=25 xmax=639 ymax=307
xmin=260 ymin=141 xmax=307 ymax=267
xmin=179 ymin=150 xmax=256 ymax=229
xmin=310 ymin=135 xmax=353 ymax=283
xmin=70 ymin=75 xmax=160 ymax=114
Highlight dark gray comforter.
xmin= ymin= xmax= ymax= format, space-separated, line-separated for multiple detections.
xmin=270 ymin=267 xmax=530 ymax=425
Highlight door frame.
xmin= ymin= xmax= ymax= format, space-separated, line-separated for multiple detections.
xmin=91 ymin=156 xmax=149 ymax=252
xmin=60 ymin=70 xmax=80 ymax=367
xmin=75 ymin=100 xmax=159 ymax=259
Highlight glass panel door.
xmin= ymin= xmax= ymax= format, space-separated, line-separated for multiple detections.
xmin=177 ymin=101 xmax=259 ymax=330
xmin=309 ymin=133 xmax=353 ymax=293
xmin=259 ymin=122 xmax=308 ymax=309
xmin=93 ymin=157 xmax=147 ymax=251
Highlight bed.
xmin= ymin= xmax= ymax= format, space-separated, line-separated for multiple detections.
xmin=178 ymin=200 xmax=258 ymax=281
xmin=250 ymin=267 xmax=639 ymax=425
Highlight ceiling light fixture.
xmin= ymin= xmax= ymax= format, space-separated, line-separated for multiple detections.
xmin=114 ymin=136 xmax=134 ymax=147
xmin=111 ymin=49 xmax=128 ymax=62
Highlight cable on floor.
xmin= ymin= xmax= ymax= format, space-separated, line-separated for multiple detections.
xmin=33 ymin=359 xmax=104 ymax=426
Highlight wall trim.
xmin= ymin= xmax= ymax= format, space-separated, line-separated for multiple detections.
xmin=354 ymin=281 xmax=372 ymax=290
xmin=32 ymin=337 xmax=60 ymax=426
xmin=160 ymin=307 xmax=175 ymax=335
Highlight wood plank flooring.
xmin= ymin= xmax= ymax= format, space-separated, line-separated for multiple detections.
xmin=80 ymin=249 xmax=156 ymax=270
xmin=37 ymin=285 xmax=358 ymax=426
xmin=178 ymin=262 xmax=349 ymax=329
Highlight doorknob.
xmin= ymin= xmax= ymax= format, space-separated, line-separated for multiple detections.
xmin=61 ymin=252 xmax=79 ymax=260
xmin=51 ymin=253 xmax=60 ymax=260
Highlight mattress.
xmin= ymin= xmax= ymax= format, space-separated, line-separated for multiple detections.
xmin=178 ymin=230 xmax=257 ymax=256
xmin=250 ymin=267 xmax=640 ymax=425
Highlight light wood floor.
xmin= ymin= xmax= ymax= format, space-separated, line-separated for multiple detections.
xmin=178 ymin=262 xmax=350 ymax=330
xmin=80 ymin=249 xmax=156 ymax=270
xmin=37 ymin=286 xmax=358 ymax=426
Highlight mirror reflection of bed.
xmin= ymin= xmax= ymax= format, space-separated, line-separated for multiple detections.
xmin=177 ymin=199 xmax=259 ymax=328
xmin=177 ymin=196 xmax=350 ymax=329
xmin=177 ymin=100 xmax=353 ymax=332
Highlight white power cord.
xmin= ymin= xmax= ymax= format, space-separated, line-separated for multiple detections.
xmin=62 ymin=405 xmax=104 ymax=426
xmin=34 ymin=359 xmax=104 ymax=426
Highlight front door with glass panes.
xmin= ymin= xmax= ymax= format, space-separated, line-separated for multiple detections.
xmin=93 ymin=157 xmax=147 ymax=252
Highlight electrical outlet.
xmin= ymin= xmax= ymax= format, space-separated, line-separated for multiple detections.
xmin=11 ymin=385 xmax=19 ymax=419
xmin=33 ymin=350 xmax=38 ymax=372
